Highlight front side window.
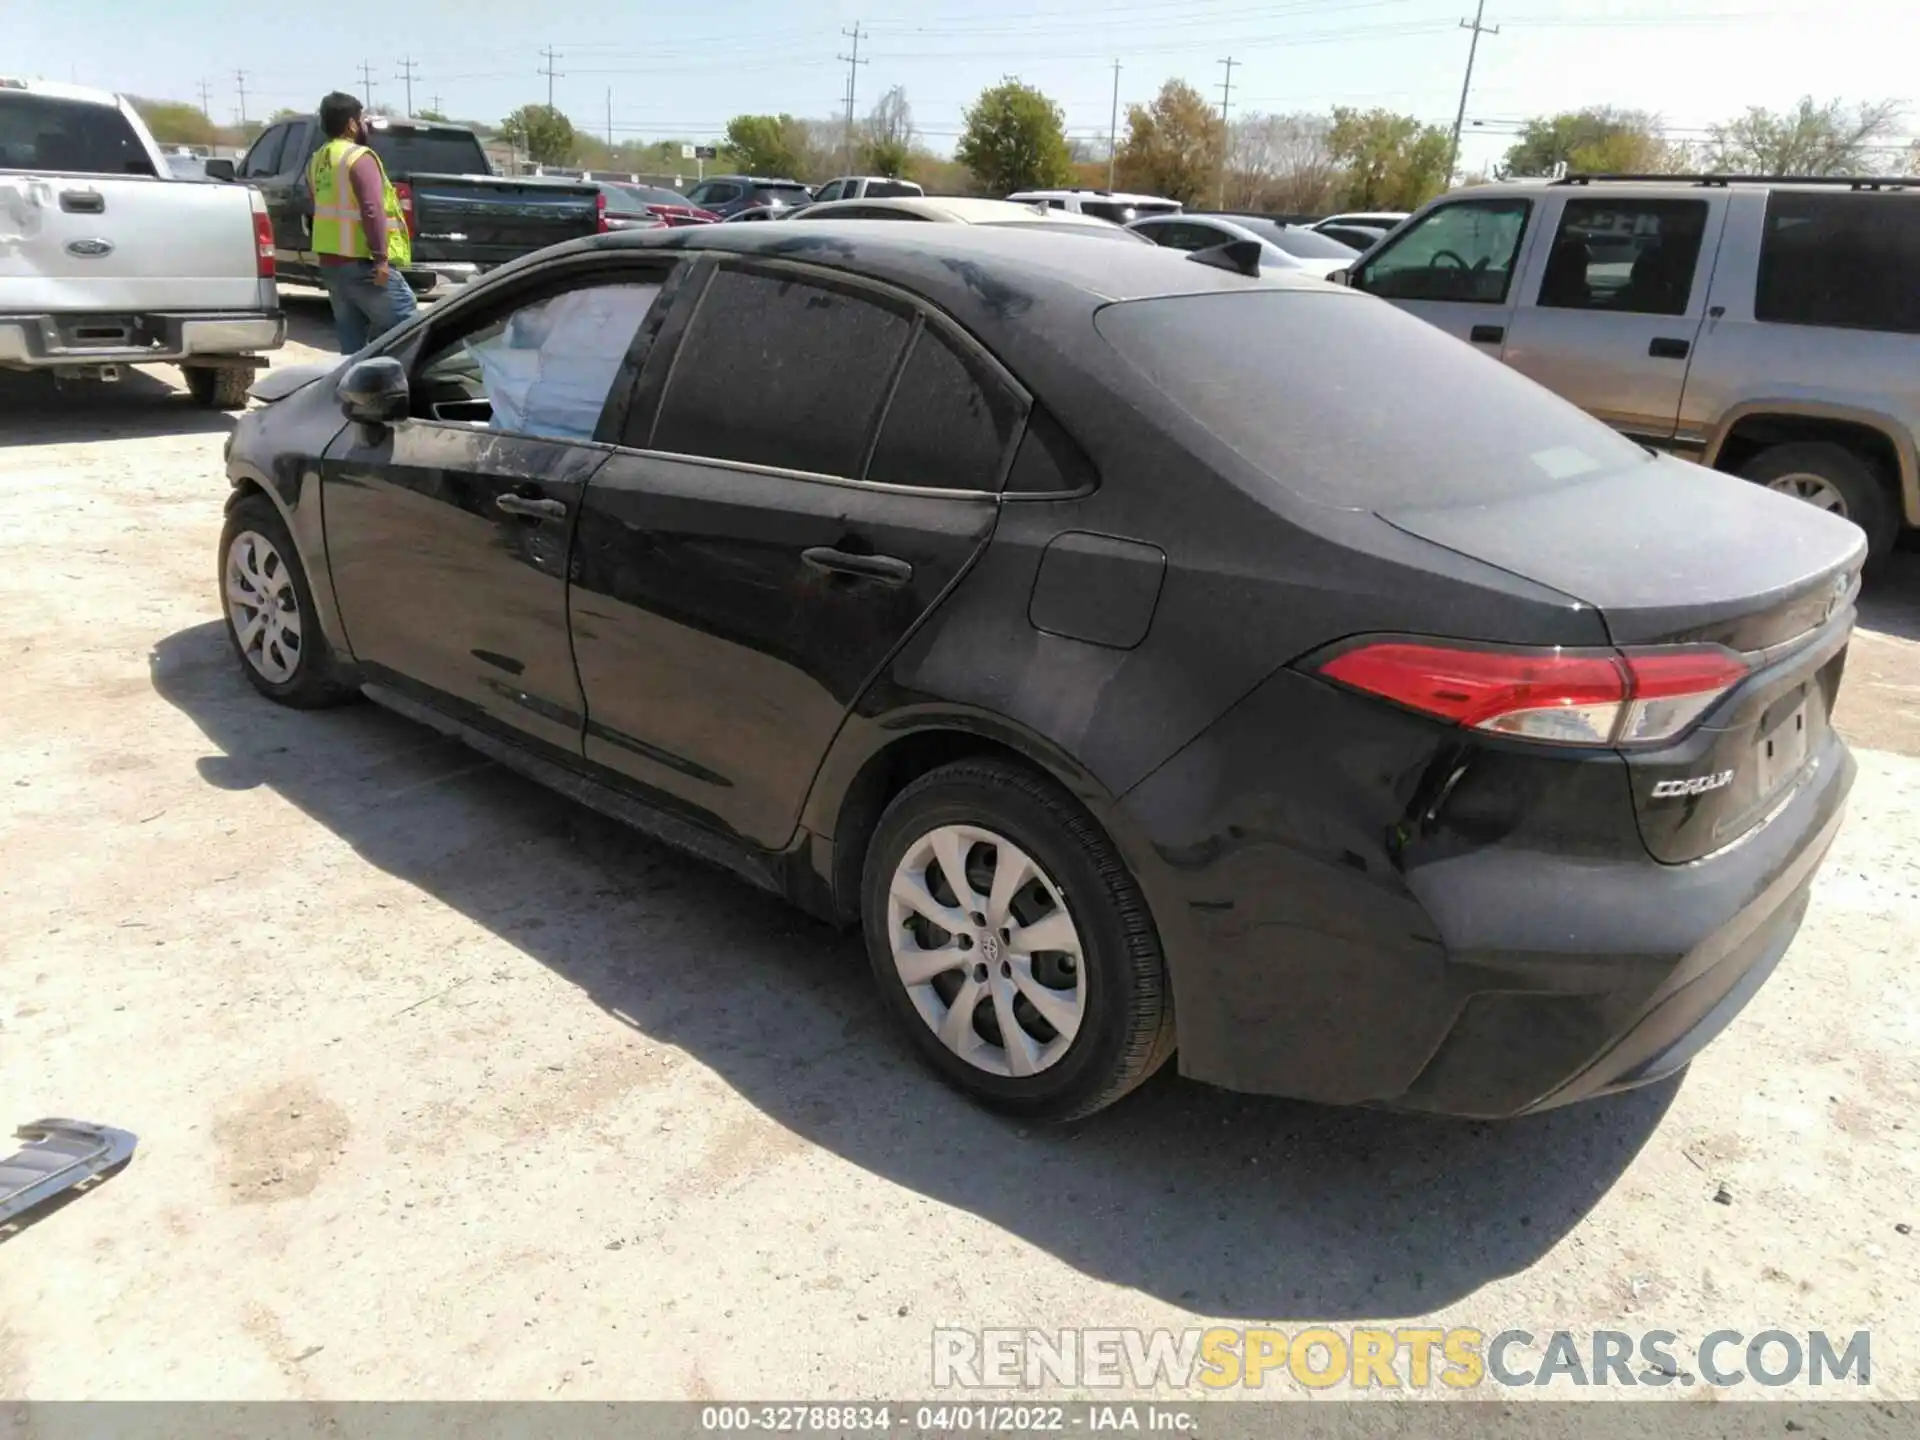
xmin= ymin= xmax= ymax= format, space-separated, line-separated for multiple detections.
xmin=413 ymin=279 xmax=663 ymax=439
xmin=1536 ymin=199 xmax=1708 ymax=316
xmin=241 ymin=125 xmax=286 ymax=178
xmin=1756 ymin=192 xmax=1920 ymax=335
xmin=651 ymin=267 xmax=913 ymax=477
xmin=866 ymin=328 xmax=1022 ymax=491
xmin=1356 ymin=199 xmax=1531 ymax=304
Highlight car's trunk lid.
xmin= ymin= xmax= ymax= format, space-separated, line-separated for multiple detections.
xmin=1381 ymin=452 xmax=1865 ymax=862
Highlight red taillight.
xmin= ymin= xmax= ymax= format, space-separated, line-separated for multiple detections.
xmin=1316 ymin=640 xmax=1750 ymax=747
xmin=248 ymin=191 xmax=274 ymax=278
xmin=595 ymin=190 xmax=609 ymax=233
xmin=394 ymin=181 xmax=418 ymax=240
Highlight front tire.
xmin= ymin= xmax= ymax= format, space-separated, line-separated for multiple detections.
xmin=219 ymin=493 xmax=359 ymax=708
xmin=1739 ymin=441 xmax=1899 ymax=562
xmin=861 ymin=759 xmax=1175 ymax=1121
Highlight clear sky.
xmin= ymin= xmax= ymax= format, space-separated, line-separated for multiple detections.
xmin=7 ymin=0 xmax=1914 ymax=173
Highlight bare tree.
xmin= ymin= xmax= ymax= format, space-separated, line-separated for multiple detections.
xmin=1226 ymin=112 xmax=1340 ymax=213
xmin=862 ymin=87 xmax=915 ymax=175
xmin=1705 ymin=97 xmax=1905 ymax=176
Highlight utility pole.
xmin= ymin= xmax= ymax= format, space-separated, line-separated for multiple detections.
xmin=1448 ymin=0 xmax=1499 ymax=182
xmin=606 ymin=88 xmax=614 ymax=147
xmin=198 ymin=78 xmax=214 ymax=119
xmin=233 ymin=69 xmax=250 ymax=126
xmin=539 ymin=46 xmax=564 ymax=110
xmin=1216 ymin=56 xmax=1237 ymax=209
xmin=357 ymin=61 xmax=378 ymax=109
xmin=396 ymin=57 xmax=420 ymax=117
xmin=837 ymin=23 xmax=867 ymax=173
xmin=429 ymin=94 xmax=443 ymax=116
xmin=1107 ymin=60 xmax=1121 ymax=189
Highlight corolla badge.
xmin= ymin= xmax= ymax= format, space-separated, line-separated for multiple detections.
xmin=66 ymin=238 xmax=114 ymax=258
xmin=1651 ymin=771 xmax=1734 ymax=799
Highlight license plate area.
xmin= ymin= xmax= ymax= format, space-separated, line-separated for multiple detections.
xmin=1755 ymin=691 xmax=1810 ymax=799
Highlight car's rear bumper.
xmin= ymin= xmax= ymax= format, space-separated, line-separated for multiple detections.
xmin=0 ymin=310 xmax=284 ymax=368
xmin=1116 ymin=667 xmax=1854 ymax=1118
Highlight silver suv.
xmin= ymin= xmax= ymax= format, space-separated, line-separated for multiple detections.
xmin=1344 ymin=174 xmax=1920 ymax=559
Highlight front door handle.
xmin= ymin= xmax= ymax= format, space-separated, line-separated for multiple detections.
xmin=59 ymin=189 xmax=105 ymax=214
xmin=1648 ymin=336 xmax=1691 ymax=359
xmin=802 ymin=547 xmax=913 ymax=586
xmin=495 ymin=494 xmax=568 ymax=520
xmin=1470 ymin=324 xmax=1505 ymax=344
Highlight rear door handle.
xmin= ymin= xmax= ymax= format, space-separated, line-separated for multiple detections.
xmin=59 ymin=189 xmax=105 ymax=214
xmin=802 ymin=547 xmax=913 ymax=586
xmin=1470 ymin=324 xmax=1505 ymax=344
xmin=1649 ymin=337 xmax=1691 ymax=359
xmin=495 ymin=494 xmax=568 ymax=520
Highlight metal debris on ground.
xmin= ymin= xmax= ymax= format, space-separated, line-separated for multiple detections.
xmin=0 ymin=1119 xmax=137 ymax=1231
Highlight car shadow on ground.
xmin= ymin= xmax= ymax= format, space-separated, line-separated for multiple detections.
xmin=0 ymin=368 xmax=239 ymax=446
xmin=1859 ymin=548 xmax=1920 ymax=643
xmin=150 ymin=619 xmax=1676 ymax=1321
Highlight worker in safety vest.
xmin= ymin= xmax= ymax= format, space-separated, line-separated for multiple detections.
xmin=308 ymin=91 xmax=417 ymax=353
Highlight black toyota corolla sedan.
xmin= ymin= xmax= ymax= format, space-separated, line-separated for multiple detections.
xmin=221 ymin=222 xmax=1862 ymax=1121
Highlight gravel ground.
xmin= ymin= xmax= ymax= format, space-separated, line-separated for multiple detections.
xmin=2 ymin=299 xmax=1919 ymax=1404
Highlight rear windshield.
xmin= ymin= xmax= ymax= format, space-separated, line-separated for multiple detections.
xmin=1756 ymin=192 xmax=1920 ymax=335
xmin=618 ymin=185 xmax=693 ymax=208
xmin=753 ymin=183 xmax=812 ymax=205
xmin=866 ymin=179 xmax=920 ymax=198
xmin=1095 ymin=290 xmax=1648 ymax=509
xmin=1232 ymin=218 xmax=1358 ymax=259
xmin=367 ymin=126 xmax=490 ymax=176
xmin=0 ymin=93 xmax=156 ymax=175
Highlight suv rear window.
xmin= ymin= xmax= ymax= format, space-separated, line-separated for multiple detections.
xmin=0 ymin=93 xmax=156 ymax=175
xmin=1096 ymin=290 xmax=1648 ymax=508
xmin=1755 ymin=191 xmax=1920 ymax=335
xmin=366 ymin=125 xmax=490 ymax=176
xmin=753 ymin=183 xmax=812 ymax=205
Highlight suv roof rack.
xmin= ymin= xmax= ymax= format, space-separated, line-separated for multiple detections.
xmin=1555 ymin=172 xmax=1915 ymax=191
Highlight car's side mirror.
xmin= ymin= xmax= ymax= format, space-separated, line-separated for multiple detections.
xmin=336 ymin=356 xmax=410 ymax=430
xmin=1327 ymin=267 xmax=1352 ymax=287
xmin=204 ymin=157 xmax=237 ymax=182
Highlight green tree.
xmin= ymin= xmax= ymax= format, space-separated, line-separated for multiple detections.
xmin=1327 ymin=107 xmax=1451 ymax=209
xmin=131 ymin=98 xmax=217 ymax=147
xmin=724 ymin=114 xmax=804 ymax=177
xmin=499 ymin=105 xmax=578 ymax=166
xmin=1705 ymin=97 xmax=1904 ymax=176
xmin=415 ymin=108 xmax=450 ymax=123
xmin=1115 ymin=79 xmax=1226 ymax=206
xmin=956 ymin=79 xmax=1072 ymax=195
xmin=1504 ymin=108 xmax=1672 ymax=177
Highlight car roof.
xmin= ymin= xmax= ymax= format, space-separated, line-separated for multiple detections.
xmin=0 ymin=76 xmax=122 ymax=108
xmin=702 ymin=174 xmax=808 ymax=186
xmin=799 ymin=196 xmax=1110 ymax=225
xmin=1007 ymin=188 xmax=1178 ymax=204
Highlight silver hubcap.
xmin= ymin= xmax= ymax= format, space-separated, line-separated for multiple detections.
xmin=888 ymin=824 xmax=1086 ymax=1079
xmin=225 ymin=530 xmax=303 ymax=684
xmin=1767 ymin=471 xmax=1849 ymax=516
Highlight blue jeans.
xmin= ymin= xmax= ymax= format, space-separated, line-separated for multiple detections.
xmin=320 ymin=259 xmax=419 ymax=353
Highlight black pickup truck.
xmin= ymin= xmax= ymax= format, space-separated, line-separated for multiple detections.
xmin=214 ymin=116 xmax=600 ymax=294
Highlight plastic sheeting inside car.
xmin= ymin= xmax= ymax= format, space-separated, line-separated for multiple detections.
xmin=466 ymin=282 xmax=660 ymax=441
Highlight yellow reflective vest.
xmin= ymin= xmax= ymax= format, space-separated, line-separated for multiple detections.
xmin=308 ymin=137 xmax=411 ymax=266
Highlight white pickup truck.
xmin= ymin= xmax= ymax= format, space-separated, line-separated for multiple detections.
xmin=1 ymin=76 xmax=283 ymax=408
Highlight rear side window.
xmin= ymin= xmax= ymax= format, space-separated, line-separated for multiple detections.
xmin=867 ymin=328 xmax=1022 ymax=490
xmin=0 ymin=93 xmax=156 ymax=176
xmin=1538 ymin=198 xmax=1708 ymax=316
xmin=1756 ymin=192 xmax=1920 ymax=335
xmin=1096 ymin=290 xmax=1649 ymax=509
xmin=652 ymin=268 xmax=912 ymax=477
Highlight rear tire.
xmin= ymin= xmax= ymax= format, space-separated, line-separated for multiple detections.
xmin=184 ymin=364 xmax=253 ymax=411
xmin=218 ymin=492 xmax=359 ymax=709
xmin=1738 ymin=441 xmax=1899 ymax=562
xmin=861 ymin=759 xmax=1176 ymax=1121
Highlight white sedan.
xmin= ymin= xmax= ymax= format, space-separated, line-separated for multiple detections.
xmin=1126 ymin=212 xmax=1361 ymax=277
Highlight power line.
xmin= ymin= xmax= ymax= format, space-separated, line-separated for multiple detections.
xmin=1217 ymin=55 xmax=1237 ymax=207
xmin=396 ymin=56 xmax=420 ymax=116
xmin=539 ymin=46 xmax=564 ymax=109
xmin=1107 ymin=60 xmax=1122 ymax=188
xmin=356 ymin=60 xmax=378 ymax=108
xmin=1447 ymin=0 xmax=1500 ymax=181
xmin=838 ymin=22 xmax=869 ymax=171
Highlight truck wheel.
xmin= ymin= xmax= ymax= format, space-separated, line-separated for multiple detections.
xmin=1739 ymin=442 xmax=1899 ymax=562
xmin=184 ymin=365 xmax=253 ymax=411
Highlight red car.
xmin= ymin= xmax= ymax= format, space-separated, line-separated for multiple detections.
xmin=597 ymin=181 xmax=719 ymax=229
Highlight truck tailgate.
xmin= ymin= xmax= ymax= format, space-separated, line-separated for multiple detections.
xmin=406 ymin=175 xmax=599 ymax=266
xmin=0 ymin=173 xmax=262 ymax=311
